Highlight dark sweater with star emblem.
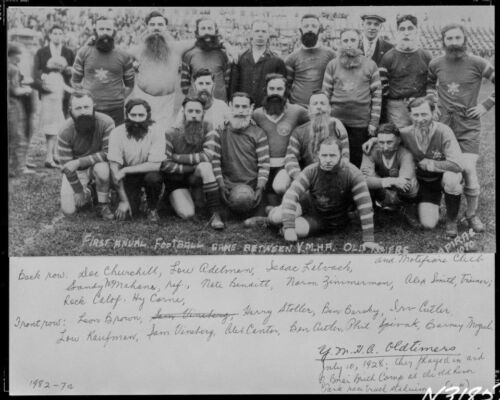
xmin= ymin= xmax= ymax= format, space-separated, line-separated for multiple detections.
xmin=399 ymin=122 xmax=463 ymax=182
xmin=72 ymin=45 xmax=135 ymax=110
xmin=282 ymin=162 xmax=374 ymax=242
xmin=252 ymin=103 xmax=309 ymax=161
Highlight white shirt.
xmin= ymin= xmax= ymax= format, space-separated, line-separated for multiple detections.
xmin=363 ymin=36 xmax=377 ymax=58
xmin=49 ymin=43 xmax=62 ymax=57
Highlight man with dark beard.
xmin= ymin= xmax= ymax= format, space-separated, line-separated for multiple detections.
xmin=56 ymin=90 xmax=114 ymax=220
xmin=252 ymin=73 xmax=309 ymax=202
xmin=161 ymin=97 xmax=224 ymax=230
xmin=174 ymin=68 xmax=230 ymax=130
xmin=427 ymin=23 xmax=495 ymax=233
xmin=285 ymin=14 xmax=335 ymax=108
xmin=107 ymin=98 xmax=165 ymax=222
xmin=284 ymin=91 xmax=349 ymax=190
xmin=72 ymin=16 xmax=135 ymax=126
xmin=379 ymin=15 xmax=432 ymax=129
xmin=181 ymin=18 xmax=231 ymax=102
xmin=322 ymin=28 xmax=382 ymax=168
xmin=131 ymin=11 xmax=195 ymax=129
xmin=206 ymin=92 xmax=270 ymax=219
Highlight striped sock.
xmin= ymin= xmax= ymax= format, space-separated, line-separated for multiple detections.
xmin=203 ymin=181 xmax=221 ymax=213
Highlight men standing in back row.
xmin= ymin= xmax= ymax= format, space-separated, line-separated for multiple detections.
xmin=427 ymin=23 xmax=495 ymax=233
xmin=72 ymin=16 xmax=135 ymax=126
xmin=359 ymin=13 xmax=394 ymax=66
xmin=285 ymin=14 xmax=336 ymax=108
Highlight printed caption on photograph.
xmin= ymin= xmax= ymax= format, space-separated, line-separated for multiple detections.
xmin=10 ymin=254 xmax=494 ymax=394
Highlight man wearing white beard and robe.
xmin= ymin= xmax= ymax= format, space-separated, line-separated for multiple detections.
xmin=130 ymin=11 xmax=195 ymax=129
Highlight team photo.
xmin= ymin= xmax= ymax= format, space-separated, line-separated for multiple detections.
xmin=7 ymin=5 xmax=495 ymax=255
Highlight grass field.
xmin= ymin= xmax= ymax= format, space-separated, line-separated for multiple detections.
xmin=8 ymin=82 xmax=495 ymax=256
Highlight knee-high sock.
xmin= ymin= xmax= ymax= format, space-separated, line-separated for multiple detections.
xmin=444 ymin=194 xmax=461 ymax=221
xmin=465 ymin=194 xmax=479 ymax=218
xmin=203 ymin=181 xmax=221 ymax=214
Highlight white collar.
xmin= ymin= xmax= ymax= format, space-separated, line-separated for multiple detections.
xmin=381 ymin=152 xmax=396 ymax=169
xmin=50 ymin=43 xmax=62 ymax=55
xmin=264 ymin=112 xmax=285 ymax=124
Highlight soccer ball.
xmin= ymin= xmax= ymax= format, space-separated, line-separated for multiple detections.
xmin=228 ymin=184 xmax=255 ymax=214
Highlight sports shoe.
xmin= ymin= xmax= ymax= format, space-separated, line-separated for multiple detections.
xmin=148 ymin=209 xmax=160 ymax=223
xmin=97 ymin=203 xmax=114 ymax=221
xmin=466 ymin=215 xmax=485 ymax=233
xmin=445 ymin=220 xmax=458 ymax=238
xmin=210 ymin=212 xmax=225 ymax=230
xmin=243 ymin=216 xmax=268 ymax=228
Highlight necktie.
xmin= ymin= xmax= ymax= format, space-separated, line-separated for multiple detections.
xmin=366 ymin=40 xmax=375 ymax=58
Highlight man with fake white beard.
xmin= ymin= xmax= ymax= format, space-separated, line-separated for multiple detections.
xmin=322 ymin=28 xmax=382 ymax=168
xmin=284 ymin=90 xmax=349 ymax=192
xmin=427 ymin=23 xmax=495 ymax=233
xmin=181 ymin=18 xmax=231 ymax=102
xmin=252 ymin=73 xmax=309 ymax=204
xmin=285 ymin=14 xmax=335 ymax=108
xmin=107 ymin=98 xmax=165 ymax=222
xmin=363 ymin=97 xmax=464 ymax=237
xmin=72 ymin=16 xmax=135 ymax=126
xmin=162 ymin=97 xmax=225 ymax=230
xmin=379 ymin=14 xmax=432 ymax=129
xmin=206 ymin=92 xmax=270 ymax=219
xmin=273 ymin=137 xmax=382 ymax=252
xmin=131 ymin=11 xmax=195 ymax=129
xmin=56 ymin=90 xmax=114 ymax=220
xmin=174 ymin=68 xmax=230 ymax=130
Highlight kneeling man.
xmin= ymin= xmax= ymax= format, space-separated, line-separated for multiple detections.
xmin=162 ymin=97 xmax=224 ymax=229
xmin=107 ymin=98 xmax=165 ymax=221
xmin=56 ymin=90 xmax=114 ymax=220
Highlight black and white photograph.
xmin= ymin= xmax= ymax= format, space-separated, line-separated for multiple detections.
xmin=6 ymin=4 xmax=495 ymax=256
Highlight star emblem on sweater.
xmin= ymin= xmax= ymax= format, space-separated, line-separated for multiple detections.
xmin=316 ymin=194 xmax=330 ymax=206
xmin=446 ymin=82 xmax=460 ymax=95
xmin=431 ymin=150 xmax=443 ymax=160
xmin=95 ymin=68 xmax=109 ymax=82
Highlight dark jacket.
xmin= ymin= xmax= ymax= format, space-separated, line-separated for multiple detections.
xmin=360 ymin=37 xmax=394 ymax=66
xmin=230 ymin=47 xmax=287 ymax=108
xmin=33 ymin=45 xmax=75 ymax=94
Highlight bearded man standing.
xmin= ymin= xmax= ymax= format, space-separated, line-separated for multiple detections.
xmin=131 ymin=11 xmax=195 ymax=129
xmin=107 ymin=98 xmax=165 ymax=222
xmin=427 ymin=23 xmax=495 ymax=233
xmin=252 ymin=73 xmax=309 ymax=200
xmin=181 ymin=18 xmax=231 ymax=102
xmin=285 ymin=14 xmax=335 ymax=109
xmin=322 ymin=28 xmax=382 ymax=168
xmin=56 ymin=90 xmax=114 ymax=219
xmin=71 ymin=16 xmax=135 ymax=126
xmin=162 ymin=97 xmax=224 ymax=229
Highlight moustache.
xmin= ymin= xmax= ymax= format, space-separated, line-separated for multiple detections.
xmin=196 ymin=35 xmax=221 ymax=50
xmin=125 ymin=119 xmax=152 ymax=140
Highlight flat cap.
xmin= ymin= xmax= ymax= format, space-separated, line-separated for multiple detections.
xmin=361 ymin=14 xmax=386 ymax=23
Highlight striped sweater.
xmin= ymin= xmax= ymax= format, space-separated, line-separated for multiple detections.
xmin=206 ymin=120 xmax=270 ymax=190
xmin=56 ymin=112 xmax=114 ymax=193
xmin=322 ymin=56 xmax=382 ymax=128
xmin=284 ymin=119 xmax=350 ymax=180
xmin=162 ymin=121 xmax=213 ymax=175
xmin=282 ymin=162 xmax=375 ymax=242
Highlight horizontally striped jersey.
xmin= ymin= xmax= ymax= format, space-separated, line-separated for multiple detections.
xmin=162 ymin=121 xmax=213 ymax=174
xmin=56 ymin=112 xmax=114 ymax=193
xmin=282 ymin=162 xmax=375 ymax=242
xmin=284 ymin=119 xmax=350 ymax=180
xmin=71 ymin=45 xmax=135 ymax=110
xmin=206 ymin=120 xmax=270 ymax=190
xmin=322 ymin=56 xmax=382 ymax=128
xmin=360 ymin=145 xmax=416 ymax=189
xmin=427 ymin=54 xmax=495 ymax=116
xmin=399 ymin=122 xmax=463 ymax=182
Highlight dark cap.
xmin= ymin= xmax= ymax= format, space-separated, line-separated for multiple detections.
xmin=361 ymin=14 xmax=386 ymax=23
